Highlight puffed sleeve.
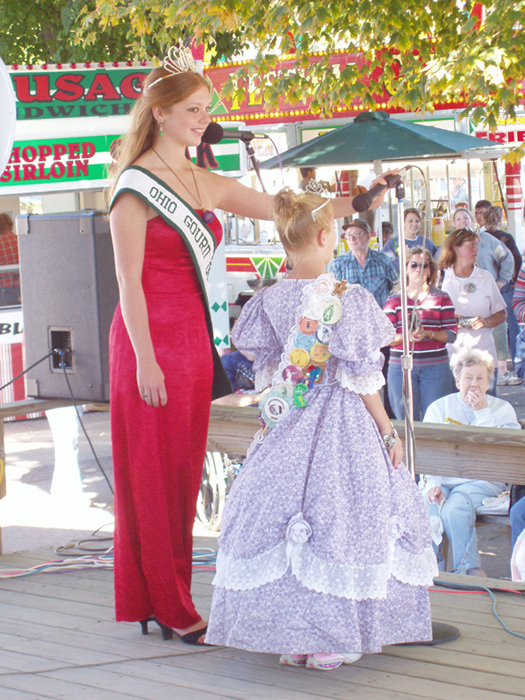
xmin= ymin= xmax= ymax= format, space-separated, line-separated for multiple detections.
xmin=328 ymin=285 xmax=395 ymax=394
xmin=231 ymin=290 xmax=282 ymax=391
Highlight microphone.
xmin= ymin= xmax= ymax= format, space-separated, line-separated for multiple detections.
xmin=201 ymin=122 xmax=267 ymax=144
xmin=351 ymin=167 xmax=409 ymax=212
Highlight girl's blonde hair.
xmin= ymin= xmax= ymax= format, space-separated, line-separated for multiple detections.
xmin=273 ymin=188 xmax=333 ymax=252
xmin=107 ymin=67 xmax=209 ymax=205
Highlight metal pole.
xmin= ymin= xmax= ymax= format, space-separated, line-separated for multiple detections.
xmin=395 ymin=180 xmax=416 ymax=479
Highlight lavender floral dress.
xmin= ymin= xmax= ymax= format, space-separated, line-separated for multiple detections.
xmin=206 ymin=275 xmax=437 ymax=654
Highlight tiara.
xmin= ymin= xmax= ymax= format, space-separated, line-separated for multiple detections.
xmin=304 ymin=180 xmax=331 ymax=198
xmin=148 ymin=46 xmax=197 ymax=88
xmin=303 ymin=180 xmax=332 ymax=221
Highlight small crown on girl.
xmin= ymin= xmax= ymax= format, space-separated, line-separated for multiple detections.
xmin=303 ymin=180 xmax=332 ymax=220
xmin=304 ymin=180 xmax=331 ymax=198
xmin=148 ymin=46 xmax=197 ymax=88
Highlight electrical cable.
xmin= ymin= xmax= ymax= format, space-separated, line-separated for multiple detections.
xmin=59 ymin=350 xmax=114 ymax=495
xmin=433 ymin=578 xmax=525 ymax=640
xmin=0 ymin=349 xmax=53 ymax=393
xmin=0 ymin=547 xmax=218 ymax=579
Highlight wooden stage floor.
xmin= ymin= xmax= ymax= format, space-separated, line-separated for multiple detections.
xmin=0 ymin=538 xmax=524 ymax=700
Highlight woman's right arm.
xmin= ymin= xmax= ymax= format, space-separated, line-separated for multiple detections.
xmin=110 ymin=194 xmax=167 ymax=407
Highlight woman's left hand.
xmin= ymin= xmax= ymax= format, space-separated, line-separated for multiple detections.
xmin=389 ymin=440 xmax=403 ymax=469
xmin=466 ymin=387 xmax=488 ymax=411
xmin=470 ymin=316 xmax=487 ymax=330
xmin=410 ymin=327 xmax=427 ymax=342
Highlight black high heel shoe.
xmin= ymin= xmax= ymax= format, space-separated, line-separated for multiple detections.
xmin=139 ymin=617 xmax=173 ymax=640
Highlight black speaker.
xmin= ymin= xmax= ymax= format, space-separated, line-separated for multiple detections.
xmin=17 ymin=210 xmax=119 ymax=402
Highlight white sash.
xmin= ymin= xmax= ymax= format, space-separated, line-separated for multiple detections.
xmin=110 ymin=166 xmax=217 ymax=301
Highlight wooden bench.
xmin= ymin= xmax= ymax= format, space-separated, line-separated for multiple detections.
xmin=207 ymin=405 xmax=525 ymax=484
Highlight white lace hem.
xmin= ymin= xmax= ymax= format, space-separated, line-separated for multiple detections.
xmin=336 ymin=367 xmax=385 ymax=395
xmin=212 ymin=539 xmax=438 ymax=600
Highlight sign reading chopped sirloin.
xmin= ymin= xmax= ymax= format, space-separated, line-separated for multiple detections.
xmin=0 ymin=135 xmax=118 ymax=190
xmin=2 ymin=142 xmax=97 ymax=183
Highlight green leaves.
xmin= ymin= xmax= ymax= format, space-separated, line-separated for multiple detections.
xmin=10 ymin=0 xmax=525 ymax=132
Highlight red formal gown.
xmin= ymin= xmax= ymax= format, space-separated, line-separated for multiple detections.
xmin=109 ymin=212 xmax=222 ymax=628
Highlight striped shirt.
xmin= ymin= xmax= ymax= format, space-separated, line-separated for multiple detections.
xmin=383 ymin=287 xmax=457 ymax=365
xmin=512 ymin=263 xmax=525 ymax=322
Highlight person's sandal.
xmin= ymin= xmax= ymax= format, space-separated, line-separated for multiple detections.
xmin=279 ymin=654 xmax=308 ymax=667
xmin=306 ymin=652 xmax=362 ymax=670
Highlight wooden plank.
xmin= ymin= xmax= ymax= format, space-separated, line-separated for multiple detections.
xmin=207 ymin=405 xmax=525 ymax=483
xmin=101 ymin=657 xmax=340 ymax=700
xmin=0 ymin=674 xmax=145 ymax=700
xmin=119 ymin=652 xmax=433 ymax=700
xmin=44 ymin=663 xmax=248 ymax=700
xmin=434 ymin=571 xmax=525 ymax=591
xmin=0 ymin=630 xmax=129 ymax=667
xmin=0 ymin=647 xmax=73 ymax=674
xmin=0 ymin=618 xmax=189 ymax=662
xmin=383 ymin=643 xmax=525 ymax=677
xmin=0 ymin=688 xmax=46 ymax=700
xmin=0 ymin=399 xmax=73 ymax=420
xmin=0 ymin=577 xmax=115 ymax=608
xmin=167 ymin=648 xmax=524 ymax=700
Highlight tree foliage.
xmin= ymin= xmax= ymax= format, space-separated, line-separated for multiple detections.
xmin=0 ymin=0 xmax=161 ymax=64
xmin=74 ymin=0 xmax=525 ymax=129
xmin=4 ymin=1 xmax=524 ymax=131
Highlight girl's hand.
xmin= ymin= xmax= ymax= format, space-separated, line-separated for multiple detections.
xmin=427 ymin=486 xmax=444 ymax=504
xmin=389 ymin=440 xmax=403 ymax=469
xmin=137 ymin=360 xmax=167 ymax=407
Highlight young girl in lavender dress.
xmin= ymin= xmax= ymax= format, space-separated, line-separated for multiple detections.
xmin=205 ymin=188 xmax=438 ymax=670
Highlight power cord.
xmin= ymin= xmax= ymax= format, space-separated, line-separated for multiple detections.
xmin=0 ymin=546 xmax=218 ymax=579
xmin=58 ymin=349 xmax=114 ymax=495
xmin=0 ymin=349 xmax=53 ymax=393
xmin=433 ymin=578 xmax=525 ymax=640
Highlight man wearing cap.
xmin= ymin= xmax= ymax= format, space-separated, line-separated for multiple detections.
xmin=331 ymin=219 xmax=398 ymax=309
xmin=331 ymin=218 xmax=398 ymax=418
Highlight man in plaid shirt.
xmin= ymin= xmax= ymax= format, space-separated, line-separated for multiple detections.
xmin=0 ymin=214 xmax=20 ymax=306
xmin=331 ymin=218 xmax=398 ymax=308
xmin=331 ymin=218 xmax=398 ymax=417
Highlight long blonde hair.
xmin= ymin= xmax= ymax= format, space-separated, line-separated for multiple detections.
xmin=273 ymin=188 xmax=333 ymax=252
xmin=107 ymin=67 xmax=209 ymax=205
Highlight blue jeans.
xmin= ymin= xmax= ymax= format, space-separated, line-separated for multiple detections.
xmin=387 ymin=361 xmax=456 ymax=421
xmin=425 ymin=480 xmax=504 ymax=573
xmin=510 ymin=496 xmax=525 ymax=550
xmin=500 ymin=281 xmax=520 ymax=363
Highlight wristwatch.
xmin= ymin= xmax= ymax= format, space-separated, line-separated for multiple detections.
xmin=382 ymin=424 xmax=399 ymax=450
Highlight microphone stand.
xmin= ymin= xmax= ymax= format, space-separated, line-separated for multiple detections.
xmin=242 ymin=136 xmax=267 ymax=193
xmin=394 ymin=180 xmax=416 ymax=480
xmin=393 ymin=180 xmax=460 ymax=648
xmin=355 ymin=177 xmax=460 ymax=647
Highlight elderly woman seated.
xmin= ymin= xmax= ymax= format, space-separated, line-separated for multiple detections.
xmin=421 ymin=349 xmax=520 ymax=576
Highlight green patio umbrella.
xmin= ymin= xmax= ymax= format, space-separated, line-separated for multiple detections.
xmin=260 ymin=111 xmax=502 ymax=168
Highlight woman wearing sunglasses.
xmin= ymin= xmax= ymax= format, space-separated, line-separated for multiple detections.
xmin=384 ymin=247 xmax=457 ymax=420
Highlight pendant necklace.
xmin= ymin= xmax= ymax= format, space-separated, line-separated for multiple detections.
xmin=152 ymin=147 xmax=214 ymax=223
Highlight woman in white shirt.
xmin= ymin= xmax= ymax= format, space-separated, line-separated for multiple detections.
xmin=439 ymin=228 xmax=506 ymax=394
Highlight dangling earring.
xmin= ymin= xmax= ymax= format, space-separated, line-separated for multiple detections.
xmin=158 ymin=121 xmax=163 ymax=136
